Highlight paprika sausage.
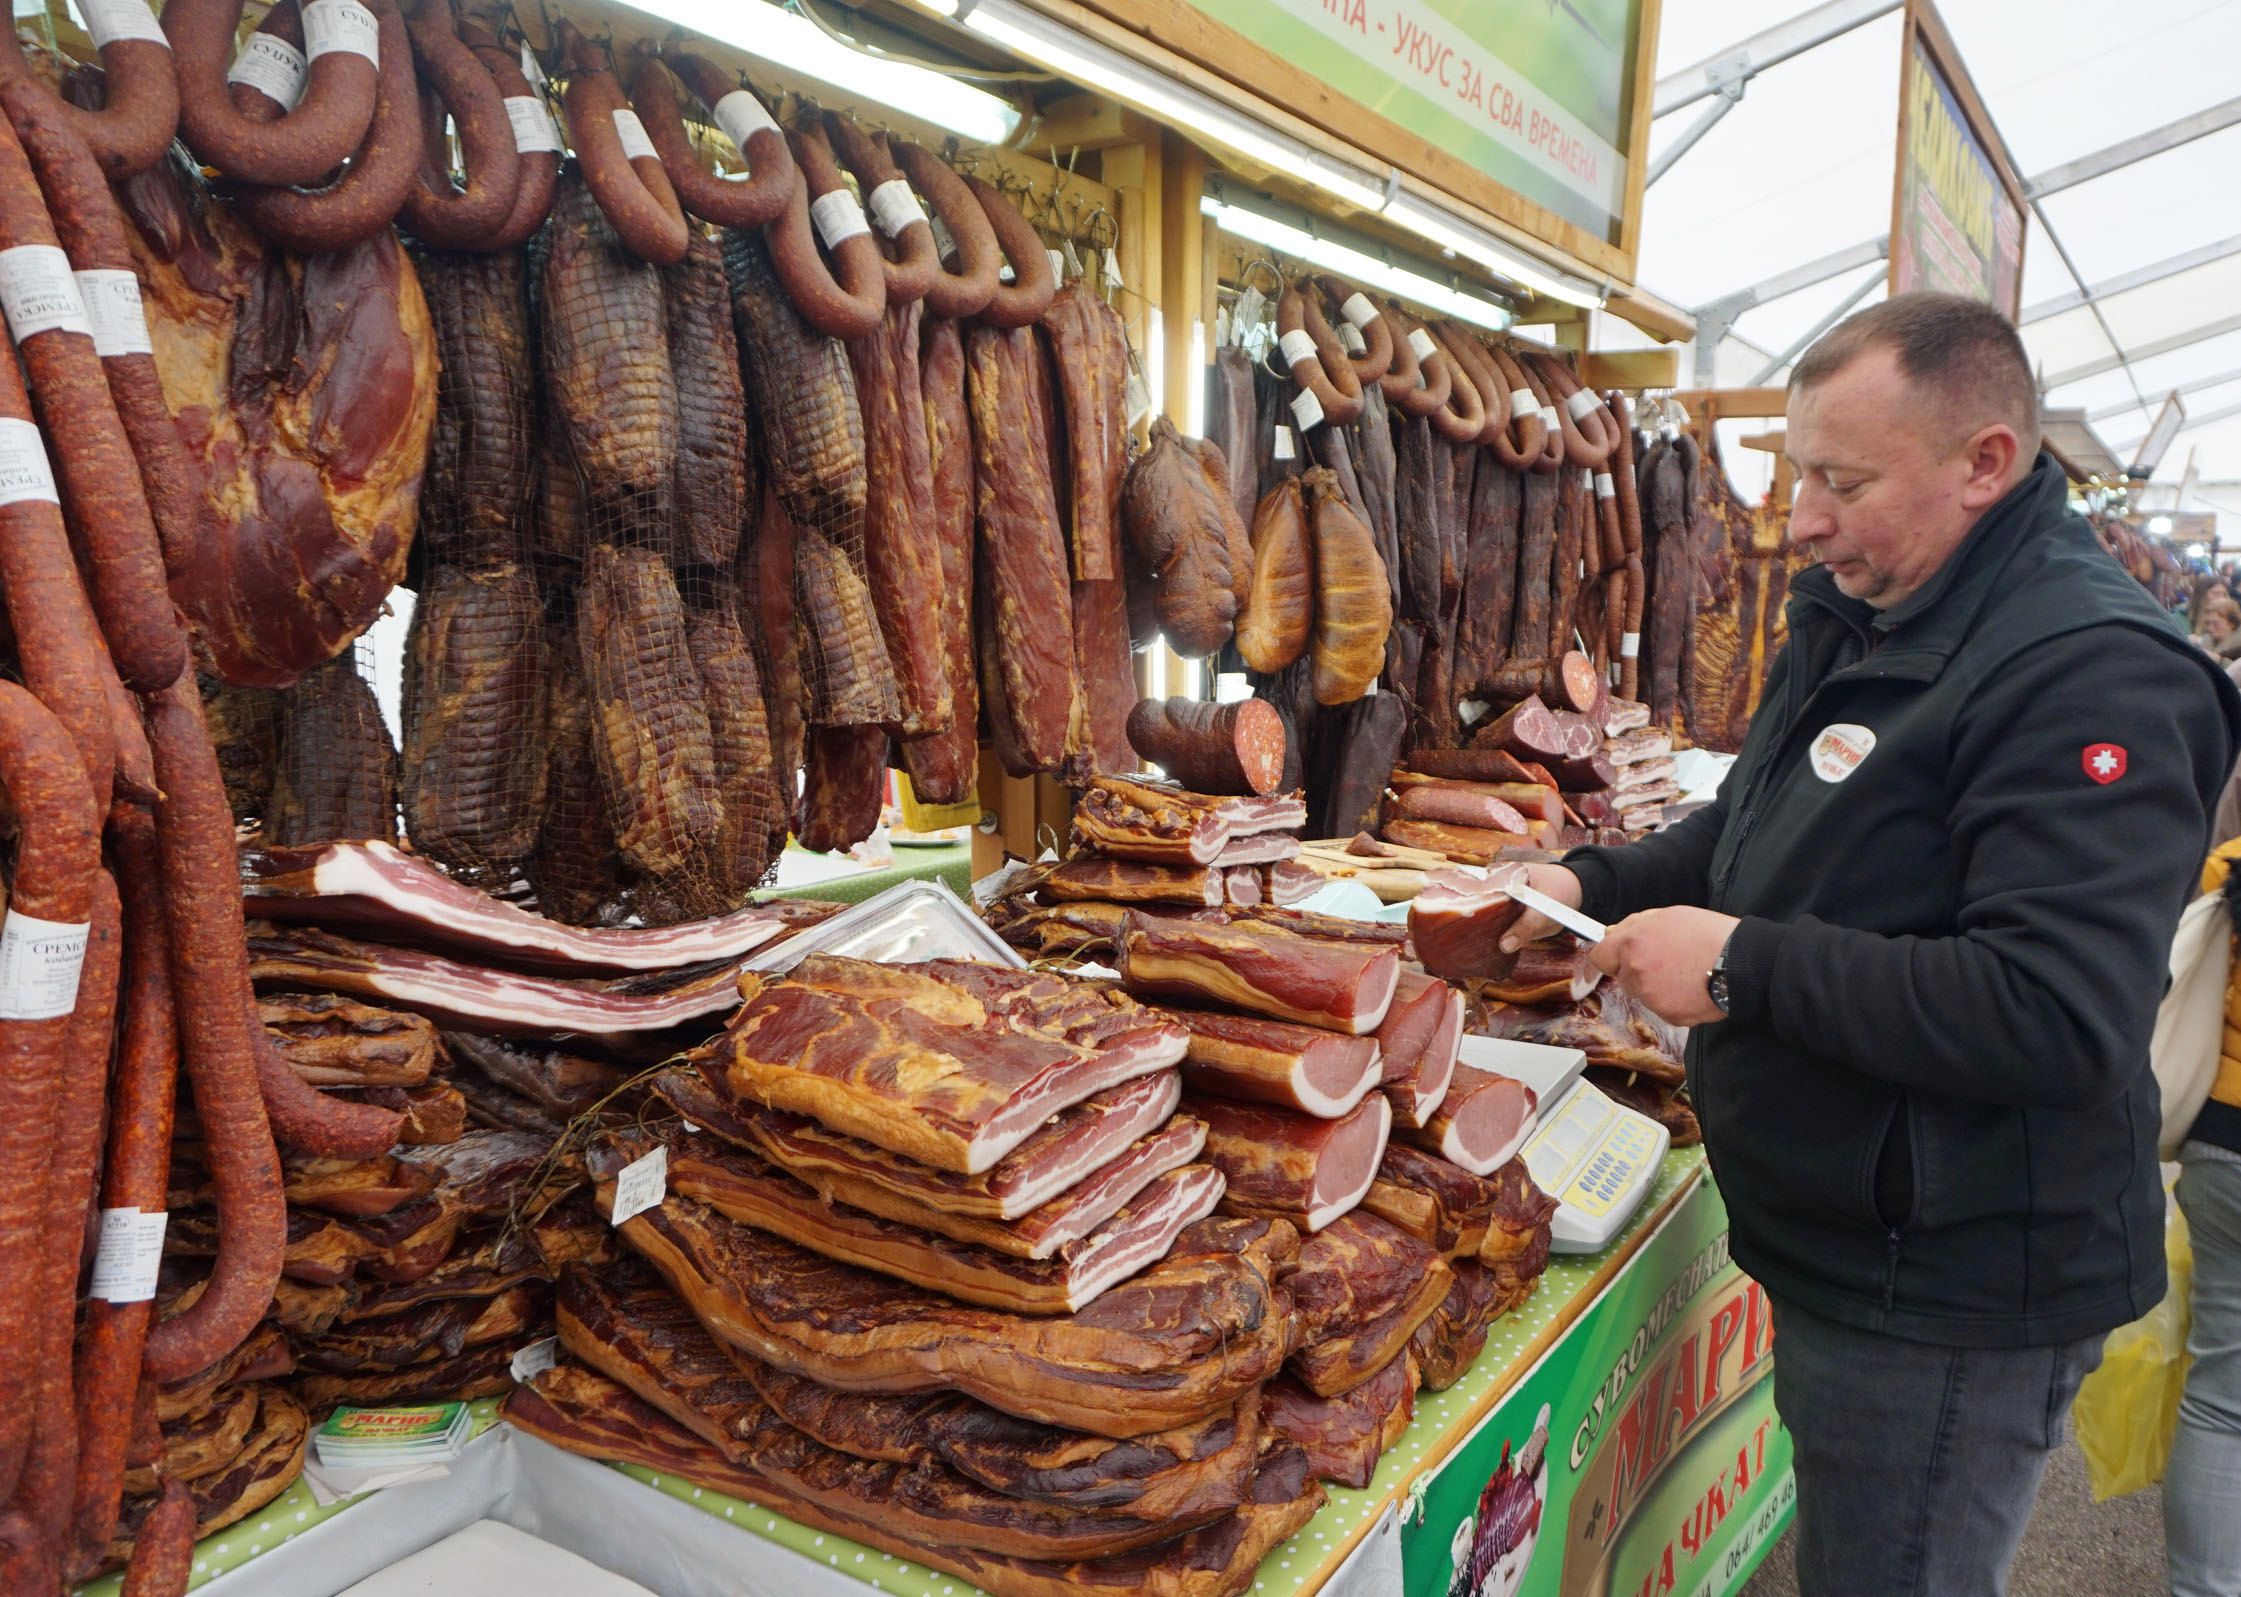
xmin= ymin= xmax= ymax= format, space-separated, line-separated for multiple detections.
xmin=139 ymin=679 xmax=287 ymax=1386
xmin=891 ymin=139 xmax=1000 ymax=321
xmin=1276 ymin=281 xmax=1364 ymax=427
xmin=15 ymin=74 xmax=204 ymax=581
xmin=1382 ymin=306 xmax=1450 ymax=418
xmin=14 ymin=869 xmax=122 ymax=1547
xmin=395 ymin=0 xmax=520 ymax=250
xmin=635 ymin=48 xmax=792 ymax=228
xmin=0 ymin=100 xmax=186 ymax=694
xmin=767 ymin=122 xmax=886 ymax=337
xmin=1512 ymin=350 xmax=1566 ymax=471
xmin=826 ymin=113 xmax=939 ymax=307
xmin=0 ymin=682 xmax=103 ymax=1507
xmin=967 ymin=172 xmax=1056 ymax=329
xmin=556 ymin=21 xmax=687 ymax=265
xmin=1530 ymin=352 xmax=1613 ymax=468
xmin=460 ymin=16 xmax=557 ymax=251
xmin=0 ymin=0 xmax=176 ymax=178
xmin=1309 ymin=275 xmax=1393 ymax=386
xmin=1485 ymin=342 xmax=1551 ymax=471
xmin=1417 ymin=321 xmax=1487 ymax=445
xmin=120 ymin=1480 xmax=194 ymax=1597
xmin=1609 ymin=392 xmax=1646 ymax=701
xmin=224 ymin=0 xmax=305 ymax=122
xmin=234 ymin=0 xmax=422 ymax=255
xmin=1433 ymin=322 xmax=1509 ymax=450
xmin=66 ymin=803 xmax=174 ymax=1580
xmin=167 ymin=0 xmax=380 ymax=186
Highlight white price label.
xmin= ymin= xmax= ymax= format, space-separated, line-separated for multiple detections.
xmin=609 ymin=1144 xmax=667 ymax=1226
xmin=810 ymin=189 xmax=871 ymax=250
xmin=1046 ymin=247 xmax=1066 ymax=282
xmin=1340 ymin=292 xmax=1378 ymax=332
xmin=866 ymin=178 xmax=924 ymax=239
xmin=929 ymin=213 xmax=957 ymax=266
xmin=1231 ymin=285 xmax=1265 ymax=338
xmin=80 ymin=0 xmax=168 ymax=50
xmin=1124 ymin=370 xmax=1153 ymax=428
xmin=1103 ymin=246 xmax=1123 ymax=291
xmin=1565 ymin=386 xmax=1603 ymax=422
xmin=712 ymin=88 xmax=777 ymax=151
xmin=0 ymin=419 xmax=57 ymax=508
xmin=90 ymin=1208 xmax=168 ymax=1302
xmin=1406 ymin=327 xmax=1438 ymax=363
xmin=226 ymin=33 xmax=307 ymax=110
xmin=1272 ymin=424 xmax=1297 ymax=461
xmin=1621 ymin=632 xmax=1641 ymax=659
xmin=0 ymin=908 xmax=88 ymax=1019
xmin=301 ymin=0 xmax=378 ymax=64
xmin=1276 ymin=328 xmax=1318 ymax=369
xmin=0 ymin=245 xmax=91 ymax=342
xmin=510 ymin=1337 xmax=559 ymax=1383
xmin=521 ymin=41 xmax=548 ymax=88
xmin=1540 ymin=405 xmax=1560 ymax=434
xmin=1338 ymin=322 xmax=1366 ymax=356
xmin=504 ymin=96 xmax=560 ymax=154
xmin=1510 ymin=388 xmax=1538 ymax=423
xmin=611 ymin=108 xmax=659 ymax=163
xmin=1594 ymin=471 xmax=1616 ymax=500
xmin=77 ymin=269 xmax=151 ymax=358
xmin=1290 ymin=387 xmax=1325 ymax=432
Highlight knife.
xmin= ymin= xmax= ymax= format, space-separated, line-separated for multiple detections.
xmin=1505 ymin=880 xmax=1607 ymax=945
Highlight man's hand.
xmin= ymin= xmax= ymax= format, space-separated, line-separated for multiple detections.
xmin=1590 ymin=907 xmax=1741 ymax=1027
xmin=1498 ymin=864 xmax=1585 ymax=953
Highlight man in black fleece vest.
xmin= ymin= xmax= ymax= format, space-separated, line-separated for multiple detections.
xmin=1507 ymin=292 xmax=2241 ymax=1596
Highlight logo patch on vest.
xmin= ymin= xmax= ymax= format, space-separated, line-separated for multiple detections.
xmin=2083 ymin=743 xmax=2127 ymax=785
xmin=1809 ymin=723 xmax=1876 ymax=783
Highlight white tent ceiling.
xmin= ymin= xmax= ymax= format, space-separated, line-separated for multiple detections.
xmin=1638 ymin=0 xmax=2241 ymax=534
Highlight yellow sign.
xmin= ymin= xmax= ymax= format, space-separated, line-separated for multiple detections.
xmin=1890 ymin=1 xmax=2026 ymax=317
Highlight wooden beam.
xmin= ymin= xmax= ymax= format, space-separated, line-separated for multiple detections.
xmin=1740 ymin=429 xmax=1787 ymax=454
xmin=1670 ymin=387 xmax=1790 ymax=422
xmin=1581 ymin=349 xmax=1681 ymax=390
xmin=1159 ymin=131 xmax=1208 ymax=429
xmin=1034 ymin=93 xmax=1160 ymax=152
xmin=1605 ymin=284 xmax=1696 ymax=344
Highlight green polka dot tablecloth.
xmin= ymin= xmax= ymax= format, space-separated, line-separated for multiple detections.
xmin=82 ymin=1150 xmax=1704 ymax=1597
xmin=71 ymin=1400 xmax=508 ymax=1596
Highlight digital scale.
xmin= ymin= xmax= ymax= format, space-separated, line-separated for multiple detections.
xmin=1459 ymin=1036 xmax=1669 ymax=1252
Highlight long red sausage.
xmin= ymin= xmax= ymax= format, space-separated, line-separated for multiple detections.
xmin=767 ymin=122 xmax=886 ymax=338
xmin=556 ymin=21 xmax=687 ymax=265
xmin=459 ymin=17 xmax=558 ymax=252
xmin=966 ymin=173 xmax=1056 ymax=330
xmin=138 ymin=679 xmax=287 ymax=1385
xmin=396 ymin=0 xmax=521 ymax=250
xmin=0 ymin=682 xmax=103 ymax=1507
xmin=825 ymin=113 xmax=939 ymax=307
xmin=634 ymin=48 xmax=793 ymax=228
xmin=120 ymin=1479 xmax=194 ymax=1597
xmin=0 ymin=0 xmax=176 ymax=178
xmin=166 ymin=0 xmax=380 ymax=185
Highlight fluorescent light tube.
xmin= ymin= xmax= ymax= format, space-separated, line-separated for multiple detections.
xmin=1202 ymin=195 xmax=1512 ymax=332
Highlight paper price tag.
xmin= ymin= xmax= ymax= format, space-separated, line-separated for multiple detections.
xmin=609 ymin=1145 xmax=667 ymax=1226
xmin=929 ymin=213 xmax=957 ymax=266
xmin=712 ymin=88 xmax=777 ymax=150
xmin=226 ymin=33 xmax=307 ymax=109
xmin=1276 ymin=328 xmax=1318 ymax=369
xmin=1272 ymin=424 xmax=1296 ymax=461
xmin=810 ymin=189 xmax=871 ymax=250
xmin=611 ymin=109 xmax=659 ymax=163
xmin=1510 ymin=387 xmax=1537 ymax=423
xmin=0 ymin=419 xmax=57 ymax=508
xmin=301 ymin=0 xmax=379 ymax=64
xmin=0 ymin=245 xmax=91 ymax=341
xmin=867 ymin=178 xmax=924 ymax=239
xmin=77 ymin=269 xmax=152 ymax=358
xmin=1565 ymin=386 xmax=1604 ymax=422
xmin=1540 ymin=405 xmax=1560 ymax=434
xmin=520 ymin=41 xmax=548 ymax=88
xmin=1047 ymin=247 xmax=1067 ymax=283
xmin=510 ymin=1337 xmax=559 ymax=1384
xmin=1406 ymin=327 xmax=1438 ymax=363
xmin=1290 ymin=387 xmax=1325 ymax=432
xmin=1621 ymin=632 xmax=1641 ymax=659
xmin=504 ymin=96 xmax=560 ymax=154
xmin=1594 ymin=471 xmax=1616 ymax=500
xmin=1232 ymin=285 xmax=1266 ymax=339
xmin=90 ymin=1208 xmax=169 ymax=1302
xmin=1340 ymin=292 xmax=1378 ymax=332
xmin=1338 ymin=322 xmax=1366 ymax=356
xmin=81 ymin=0 xmax=168 ymax=49
xmin=0 ymin=908 xmax=88 ymax=1019
xmin=1103 ymin=246 xmax=1123 ymax=291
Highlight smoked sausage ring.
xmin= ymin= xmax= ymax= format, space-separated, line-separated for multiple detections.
xmin=964 ymin=172 xmax=1055 ymax=329
xmin=891 ymin=139 xmax=1000 ymax=320
xmin=1530 ymin=352 xmax=1614 ymax=468
xmin=766 ymin=121 xmax=886 ymax=338
xmin=168 ymin=0 xmax=380 ymax=186
xmin=459 ymin=17 xmax=556 ymax=251
xmin=1275 ymin=281 xmax=1363 ymax=427
xmin=1311 ymin=274 xmax=1394 ymax=386
xmin=556 ymin=21 xmax=687 ymax=265
xmin=0 ymin=0 xmax=175 ymax=178
xmin=396 ymin=0 xmax=521 ymax=250
xmin=636 ymin=48 xmax=792 ymax=228
xmin=825 ymin=112 xmax=939 ymax=307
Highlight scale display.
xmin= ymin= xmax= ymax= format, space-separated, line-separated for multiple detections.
xmin=1458 ymin=1037 xmax=1670 ymax=1252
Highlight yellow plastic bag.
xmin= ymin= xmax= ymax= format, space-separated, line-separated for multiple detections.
xmin=2074 ymin=1191 xmax=2193 ymax=1501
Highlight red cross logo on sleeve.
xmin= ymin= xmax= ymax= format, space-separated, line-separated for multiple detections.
xmin=2083 ymin=744 xmax=2127 ymax=784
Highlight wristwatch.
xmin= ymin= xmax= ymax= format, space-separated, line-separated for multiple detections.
xmin=1705 ymin=937 xmax=1733 ymax=1017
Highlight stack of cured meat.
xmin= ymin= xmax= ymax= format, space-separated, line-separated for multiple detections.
xmin=503 ymin=954 xmax=1343 ymax=1595
xmin=1600 ymin=699 xmax=1680 ymax=837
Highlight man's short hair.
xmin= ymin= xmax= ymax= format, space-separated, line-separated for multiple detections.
xmin=1790 ymin=291 xmax=2041 ymax=459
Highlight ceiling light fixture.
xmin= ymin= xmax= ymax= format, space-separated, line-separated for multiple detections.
xmin=1200 ymin=194 xmax=1513 ymax=332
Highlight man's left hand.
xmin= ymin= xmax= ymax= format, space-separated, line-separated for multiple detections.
xmin=1589 ymin=907 xmax=1742 ymax=1027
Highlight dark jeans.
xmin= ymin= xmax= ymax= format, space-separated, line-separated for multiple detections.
xmin=1769 ymin=1296 xmax=2102 ymax=1597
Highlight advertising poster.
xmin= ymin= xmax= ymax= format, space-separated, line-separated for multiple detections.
xmin=1890 ymin=6 xmax=2026 ymax=316
xmin=1403 ymin=1178 xmax=1792 ymax=1597
xmin=1180 ymin=0 xmax=1642 ymax=239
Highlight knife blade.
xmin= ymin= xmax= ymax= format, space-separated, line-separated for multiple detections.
xmin=1505 ymin=880 xmax=1607 ymax=945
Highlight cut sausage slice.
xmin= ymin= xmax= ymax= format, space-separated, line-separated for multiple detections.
xmin=1189 ymin=1091 xmax=1391 ymax=1233
xmin=1168 ymin=1009 xmax=1382 ymax=1118
xmin=1398 ymin=1064 xmax=1537 ymax=1176
xmin=1409 ymin=866 xmax=1527 ymax=983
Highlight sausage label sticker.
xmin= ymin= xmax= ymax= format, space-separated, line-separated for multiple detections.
xmin=2084 ymin=743 xmax=2128 ymax=784
xmin=1809 ymin=723 xmax=1875 ymax=783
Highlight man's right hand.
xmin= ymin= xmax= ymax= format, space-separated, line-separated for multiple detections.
xmin=1500 ymin=864 xmax=1585 ymax=953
